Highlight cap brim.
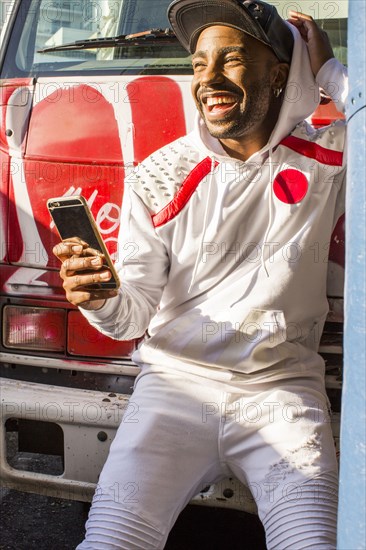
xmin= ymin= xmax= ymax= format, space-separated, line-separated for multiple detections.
xmin=168 ymin=0 xmax=271 ymax=53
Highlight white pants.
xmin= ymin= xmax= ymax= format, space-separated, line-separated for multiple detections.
xmin=77 ymin=367 xmax=338 ymax=549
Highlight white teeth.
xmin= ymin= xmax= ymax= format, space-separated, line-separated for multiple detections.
xmin=207 ymin=96 xmax=235 ymax=106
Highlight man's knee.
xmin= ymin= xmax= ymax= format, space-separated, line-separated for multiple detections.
xmin=261 ymin=473 xmax=338 ymax=550
xmin=77 ymin=495 xmax=166 ymax=550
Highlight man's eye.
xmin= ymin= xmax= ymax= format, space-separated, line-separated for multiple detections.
xmin=192 ymin=61 xmax=206 ymax=70
xmin=226 ymin=57 xmax=241 ymax=64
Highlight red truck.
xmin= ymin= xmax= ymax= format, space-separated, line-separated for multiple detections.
xmin=0 ymin=0 xmax=346 ymax=514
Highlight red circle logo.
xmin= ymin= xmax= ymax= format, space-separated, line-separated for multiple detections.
xmin=273 ymin=169 xmax=309 ymax=204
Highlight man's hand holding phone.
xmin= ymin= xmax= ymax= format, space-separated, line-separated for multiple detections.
xmin=48 ymin=195 xmax=121 ymax=310
xmin=53 ymin=237 xmax=119 ymax=310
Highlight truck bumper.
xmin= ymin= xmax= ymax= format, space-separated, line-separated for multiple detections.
xmin=1 ymin=377 xmax=130 ymax=502
xmin=1 ymin=377 xmax=340 ymax=513
xmin=0 ymin=377 xmax=259 ymax=512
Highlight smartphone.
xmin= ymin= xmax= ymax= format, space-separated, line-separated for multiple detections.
xmin=47 ymin=195 xmax=120 ymax=290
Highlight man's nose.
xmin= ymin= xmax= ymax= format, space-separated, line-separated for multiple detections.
xmin=200 ymin=62 xmax=225 ymax=86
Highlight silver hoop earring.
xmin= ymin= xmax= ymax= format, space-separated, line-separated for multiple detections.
xmin=273 ymin=88 xmax=282 ymax=98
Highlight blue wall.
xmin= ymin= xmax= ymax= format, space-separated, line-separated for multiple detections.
xmin=337 ymin=0 xmax=366 ymax=547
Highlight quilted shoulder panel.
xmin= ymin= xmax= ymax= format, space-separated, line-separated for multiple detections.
xmin=128 ymin=138 xmax=202 ymax=214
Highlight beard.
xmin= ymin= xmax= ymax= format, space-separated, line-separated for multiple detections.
xmin=199 ymin=76 xmax=273 ymax=140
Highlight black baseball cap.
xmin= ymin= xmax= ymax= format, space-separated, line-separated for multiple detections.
xmin=167 ymin=0 xmax=294 ymax=64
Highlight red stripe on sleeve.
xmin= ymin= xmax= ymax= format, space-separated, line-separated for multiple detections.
xmin=152 ymin=157 xmax=218 ymax=227
xmin=280 ymin=135 xmax=343 ymax=166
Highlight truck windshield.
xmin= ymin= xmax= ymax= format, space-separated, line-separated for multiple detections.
xmin=1 ymin=0 xmax=348 ymax=77
xmin=1 ymin=0 xmax=191 ymax=76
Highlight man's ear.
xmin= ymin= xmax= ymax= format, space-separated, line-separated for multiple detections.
xmin=271 ymin=62 xmax=290 ymax=90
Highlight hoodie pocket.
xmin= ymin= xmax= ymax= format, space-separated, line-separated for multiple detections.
xmin=146 ymin=308 xmax=288 ymax=373
xmin=242 ymin=309 xmax=287 ymax=348
xmin=211 ymin=308 xmax=288 ymax=373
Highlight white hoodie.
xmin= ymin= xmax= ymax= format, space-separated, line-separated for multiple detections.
xmin=83 ymin=25 xmax=347 ymax=387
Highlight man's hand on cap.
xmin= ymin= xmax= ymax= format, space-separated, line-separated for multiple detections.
xmin=287 ymin=11 xmax=334 ymax=77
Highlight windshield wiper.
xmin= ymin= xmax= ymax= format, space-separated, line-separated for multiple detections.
xmin=38 ymin=28 xmax=178 ymax=54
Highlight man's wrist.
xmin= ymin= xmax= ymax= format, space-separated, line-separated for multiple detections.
xmin=79 ymin=299 xmax=106 ymax=311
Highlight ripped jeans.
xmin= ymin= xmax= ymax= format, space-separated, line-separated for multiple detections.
xmin=77 ymin=367 xmax=338 ymax=549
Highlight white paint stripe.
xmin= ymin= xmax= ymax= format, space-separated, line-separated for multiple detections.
xmin=4 ymin=267 xmax=48 ymax=288
xmin=10 ymin=157 xmax=48 ymax=265
xmin=101 ymin=82 xmax=135 ymax=168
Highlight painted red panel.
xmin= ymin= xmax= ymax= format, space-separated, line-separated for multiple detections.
xmin=26 ymin=85 xmax=123 ymax=164
xmin=0 ymin=265 xmax=64 ymax=298
xmin=68 ymin=310 xmax=137 ymax=358
xmin=127 ymin=77 xmax=186 ymax=163
xmin=1 ymin=80 xmax=34 ymax=264
xmin=8 ymin=161 xmax=125 ymax=268
xmin=0 ymin=79 xmax=32 ymax=154
xmin=0 ymin=265 xmax=23 ymax=292
xmin=6 ymin=178 xmax=23 ymax=264
xmin=311 ymin=100 xmax=346 ymax=127
xmin=0 ymin=151 xmax=10 ymax=262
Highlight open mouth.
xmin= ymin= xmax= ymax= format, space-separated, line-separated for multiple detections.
xmin=202 ymin=93 xmax=239 ymax=118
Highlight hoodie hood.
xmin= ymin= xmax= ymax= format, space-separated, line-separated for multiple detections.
xmin=194 ymin=22 xmax=319 ymax=158
xmin=268 ymin=22 xmax=319 ymax=146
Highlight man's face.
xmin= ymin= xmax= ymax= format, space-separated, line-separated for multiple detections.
xmin=191 ymin=25 xmax=279 ymax=141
